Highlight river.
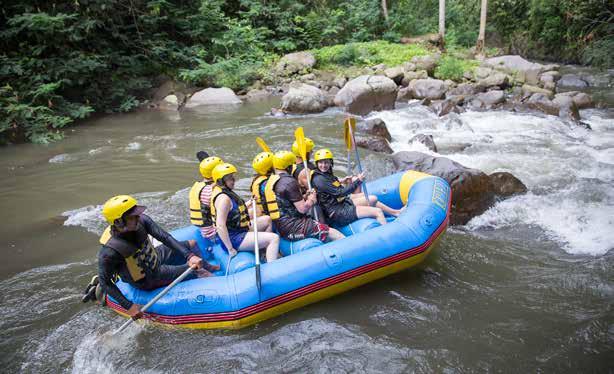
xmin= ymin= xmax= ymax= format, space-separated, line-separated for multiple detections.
xmin=1 ymin=85 xmax=613 ymax=372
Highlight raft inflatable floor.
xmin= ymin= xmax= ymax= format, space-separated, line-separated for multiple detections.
xmin=106 ymin=171 xmax=451 ymax=329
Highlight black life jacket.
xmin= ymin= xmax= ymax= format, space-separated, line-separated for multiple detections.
xmin=210 ymin=185 xmax=250 ymax=231
xmin=188 ymin=180 xmax=214 ymax=227
xmin=311 ymin=169 xmax=352 ymax=214
xmin=99 ymin=219 xmax=159 ymax=282
xmin=264 ymin=173 xmax=304 ymax=220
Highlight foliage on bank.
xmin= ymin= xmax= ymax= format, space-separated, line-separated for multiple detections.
xmin=1 ymin=0 xmax=611 ymax=144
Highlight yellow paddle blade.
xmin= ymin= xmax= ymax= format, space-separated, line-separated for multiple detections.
xmin=343 ymin=117 xmax=356 ymax=150
xmin=256 ymin=137 xmax=271 ymax=153
xmin=294 ymin=127 xmax=307 ymax=160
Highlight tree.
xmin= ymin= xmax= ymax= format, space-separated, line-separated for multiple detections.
xmin=476 ymin=0 xmax=488 ymax=56
xmin=381 ymin=0 xmax=389 ymax=21
xmin=439 ymin=0 xmax=446 ymax=37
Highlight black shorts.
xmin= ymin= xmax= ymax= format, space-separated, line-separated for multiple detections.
xmin=328 ymin=204 xmax=358 ymax=227
xmin=277 ymin=216 xmax=330 ymax=242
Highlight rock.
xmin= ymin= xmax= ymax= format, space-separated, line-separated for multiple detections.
xmin=474 ymin=67 xmax=493 ymax=80
xmin=385 ymin=66 xmax=405 ymax=84
xmin=408 ymin=78 xmax=447 ymax=100
xmin=357 ymin=118 xmax=392 ymax=141
xmin=281 ymin=83 xmax=329 ymax=113
xmin=477 ymin=72 xmax=510 ymax=89
xmin=542 ymin=64 xmax=560 ymax=72
xmin=526 ymin=93 xmax=559 ymax=116
xmin=300 ymin=73 xmax=316 ymax=81
xmin=447 ymin=83 xmax=477 ymax=97
xmin=409 ymin=134 xmax=438 ymax=152
xmin=554 ymin=95 xmax=581 ymax=122
xmin=333 ymin=76 xmax=347 ymax=88
xmin=541 ymin=70 xmax=561 ymax=81
xmin=397 ymin=87 xmax=412 ymax=101
xmin=474 ymin=90 xmax=506 ymax=108
xmin=522 ymin=84 xmax=554 ymax=98
xmin=402 ymin=62 xmax=417 ymax=72
xmin=484 ymin=55 xmax=544 ymax=85
xmin=276 ymin=51 xmax=316 ymax=76
xmin=355 ymin=135 xmax=393 ymax=154
xmin=185 ymin=87 xmax=242 ymax=108
xmin=401 ymin=70 xmax=429 ymax=86
xmin=489 ymin=172 xmax=527 ymax=197
xmin=334 ymin=75 xmax=398 ymax=115
xmin=392 ymin=151 xmax=496 ymax=225
xmin=431 ymin=96 xmax=465 ymax=116
xmin=555 ymin=91 xmax=593 ymax=109
xmin=410 ymin=54 xmax=440 ymax=75
xmin=400 ymin=33 xmax=443 ymax=46
xmin=557 ymin=74 xmax=588 ymax=89
xmin=327 ymin=86 xmax=340 ymax=96
xmin=244 ymin=89 xmax=272 ymax=102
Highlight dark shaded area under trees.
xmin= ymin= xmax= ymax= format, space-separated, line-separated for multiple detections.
xmin=1 ymin=0 xmax=612 ymax=144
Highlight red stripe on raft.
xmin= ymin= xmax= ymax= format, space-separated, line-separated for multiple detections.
xmin=107 ymin=214 xmax=449 ymax=325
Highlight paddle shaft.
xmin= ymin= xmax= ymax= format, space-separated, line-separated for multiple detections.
xmin=303 ymin=159 xmax=320 ymax=222
xmin=348 ymin=123 xmax=370 ymax=204
xmin=252 ymin=201 xmax=262 ymax=298
xmin=114 ymin=266 xmax=194 ymax=335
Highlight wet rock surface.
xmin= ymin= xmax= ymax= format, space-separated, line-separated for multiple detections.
xmin=354 ymin=134 xmax=393 ymax=154
xmin=281 ymin=83 xmax=329 ymax=113
xmin=356 ymin=118 xmax=392 ymax=141
xmin=334 ymin=75 xmax=398 ymax=115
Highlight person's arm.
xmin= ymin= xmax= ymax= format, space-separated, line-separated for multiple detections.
xmin=97 ymin=246 xmax=133 ymax=310
xmin=141 ymin=214 xmax=192 ymax=260
xmin=293 ymin=190 xmax=317 ymax=214
xmin=214 ymin=194 xmax=237 ymax=257
xmin=313 ymin=175 xmax=360 ymax=197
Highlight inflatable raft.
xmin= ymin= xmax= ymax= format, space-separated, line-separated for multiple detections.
xmin=105 ymin=170 xmax=451 ymax=329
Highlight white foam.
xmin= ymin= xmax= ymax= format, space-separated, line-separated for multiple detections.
xmin=49 ymin=153 xmax=76 ymax=163
xmin=125 ymin=142 xmax=142 ymax=151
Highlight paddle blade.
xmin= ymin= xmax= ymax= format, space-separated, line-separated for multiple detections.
xmin=294 ymin=127 xmax=307 ymax=160
xmin=343 ymin=117 xmax=356 ymax=151
xmin=256 ymin=137 xmax=271 ymax=153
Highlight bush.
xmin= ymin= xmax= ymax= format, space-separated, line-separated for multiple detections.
xmin=313 ymin=41 xmax=429 ymax=69
xmin=434 ymin=56 xmax=477 ymax=81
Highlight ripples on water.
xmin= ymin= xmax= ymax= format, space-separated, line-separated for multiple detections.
xmin=1 ymin=98 xmax=613 ymax=372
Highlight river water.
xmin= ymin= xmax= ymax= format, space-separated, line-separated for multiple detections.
xmin=1 ymin=87 xmax=613 ymax=372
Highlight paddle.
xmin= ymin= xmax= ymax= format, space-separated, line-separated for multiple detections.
xmin=252 ymin=200 xmax=262 ymax=300
xmin=343 ymin=118 xmax=353 ymax=174
xmin=114 ymin=265 xmax=194 ymax=335
xmin=344 ymin=117 xmax=371 ymax=205
xmin=256 ymin=137 xmax=271 ymax=153
xmin=295 ymin=127 xmax=319 ymax=222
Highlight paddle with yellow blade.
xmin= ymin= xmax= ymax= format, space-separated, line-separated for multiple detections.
xmin=294 ymin=126 xmax=319 ymax=222
xmin=344 ymin=117 xmax=370 ymax=205
xmin=256 ymin=137 xmax=271 ymax=153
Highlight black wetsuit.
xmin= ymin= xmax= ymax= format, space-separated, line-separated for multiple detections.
xmin=97 ymin=214 xmax=195 ymax=310
xmin=312 ymin=170 xmax=362 ymax=227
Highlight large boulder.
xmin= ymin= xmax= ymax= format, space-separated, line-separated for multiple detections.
xmin=281 ymin=83 xmax=329 ymax=113
xmin=408 ymin=78 xmax=447 ymax=100
xmin=557 ymin=74 xmax=588 ymax=89
xmin=356 ymin=118 xmax=392 ymax=141
xmin=526 ymin=93 xmax=559 ymax=116
xmin=554 ymin=96 xmax=581 ymax=122
xmin=409 ymin=134 xmax=438 ymax=152
xmin=392 ymin=151 xmax=496 ymax=225
xmin=410 ymin=54 xmax=441 ymax=75
xmin=384 ymin=66 xmax=405 ymax=84
xmin=185 ymin=87 xmax=242 ymax=108
xmin=489 ymin=172 xmax=527 ymax=197
xmin=484 ymin=55 xmax=545 ymax=85
xmin=276 ymin=51 xmax=316 ymax=76
xmin=555 ymin=91 xmax=593 ymax=109
xmin=473 ymin=90 xmax=506 ymax=109
xmin=354 ymin=135 xmax=393 ymax=154
xmin=477 ymin=72 xmax=510 ymax=89
xmin=334 ymin=75 xmax=398 ymax=115
xmin=401 ymin=70 xmax=429 ymax=87
xmin=447 ymin=83 xmax=478 ymax=97
xmin=522 ymin=84 xmax=554 ymax=98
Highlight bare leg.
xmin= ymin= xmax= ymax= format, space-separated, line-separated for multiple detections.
xmin=238 ymin=231 xmax=280 ymax=262
xmin=327 ymin=227 xmax=345 ymax=241
xmin=255 ymin=215 xmax=273 ymax=232
xmin=352 ymin=195 xmax=400 ymax=216
xmin=356 ymin=205 xmax=387 ymax=225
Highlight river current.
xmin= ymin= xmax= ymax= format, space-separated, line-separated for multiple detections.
xmin=0 ymin=92 xmax=612 ymax=372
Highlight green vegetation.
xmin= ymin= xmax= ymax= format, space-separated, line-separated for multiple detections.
xmin=1 ymin=0 xmax=611 ymax=144
xmin=434 ymin=56 xmax=479 ymax=81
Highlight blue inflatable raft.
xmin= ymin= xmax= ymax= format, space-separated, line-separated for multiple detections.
xmin=106 ymin=170 xmax=451 ymax=329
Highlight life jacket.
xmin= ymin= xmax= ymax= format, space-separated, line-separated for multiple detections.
xmin=250 ymin=175 xmax=271 ymax=214
xmin=311 ymin=169 xmax=352 ymax=213
xmin=264 ymin=173 xmax=303 ymax=220
xmin=188 ymin=180 xmax=214 ymax=227
xmin=210 ymin=185 xmax=250 ymax=231
xmin=98 ymin=221 xmax=159 ymax=282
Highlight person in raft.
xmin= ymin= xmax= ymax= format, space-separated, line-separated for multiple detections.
xmin=264 ymin=150 xmax=345 ymax=242
xmin=311 ymin=149 xmax=400 ymax=227
xmin=189 ymin=156 xmax=223 ymax=242
xmin=97 ymin=195 xmax=219 ymax=319
xmin=210 ymin=162 xmax=280 ymax=262
xmin=250 ymin=151 xmax=275 ymax=216
xmin=290 ymin=137 xmax=316 ymax=183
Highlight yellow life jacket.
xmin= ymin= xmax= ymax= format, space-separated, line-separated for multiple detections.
xmin=188 ymin=180 xmax=214 ymax=227
xmin=210 ymin=185 xmax=250 ymax=231
xmin=99 ymin=225 xmax=159 ymax=282
xmin=250 ymin=175 xmax=270 ymax=213
xmin=264 ymin=174 xmax=303 ymax=220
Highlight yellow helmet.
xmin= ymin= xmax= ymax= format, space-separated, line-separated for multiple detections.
xmin=199 ymin=156 xmax=223 ymax=179
xmin=212 ymin=163 xmax=238 ymax=183
xmin=314 ymin=148 xmax=334 ymax=162
xmin=273 ymin=150 xmax=296 ymax=170
xmin=252 ymin=152 xmax=274 ymax=176
xmin=102 ymin=195 xmax=139 ymax=224
xmin=291 ymin=137 xmax=315 ymax=156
